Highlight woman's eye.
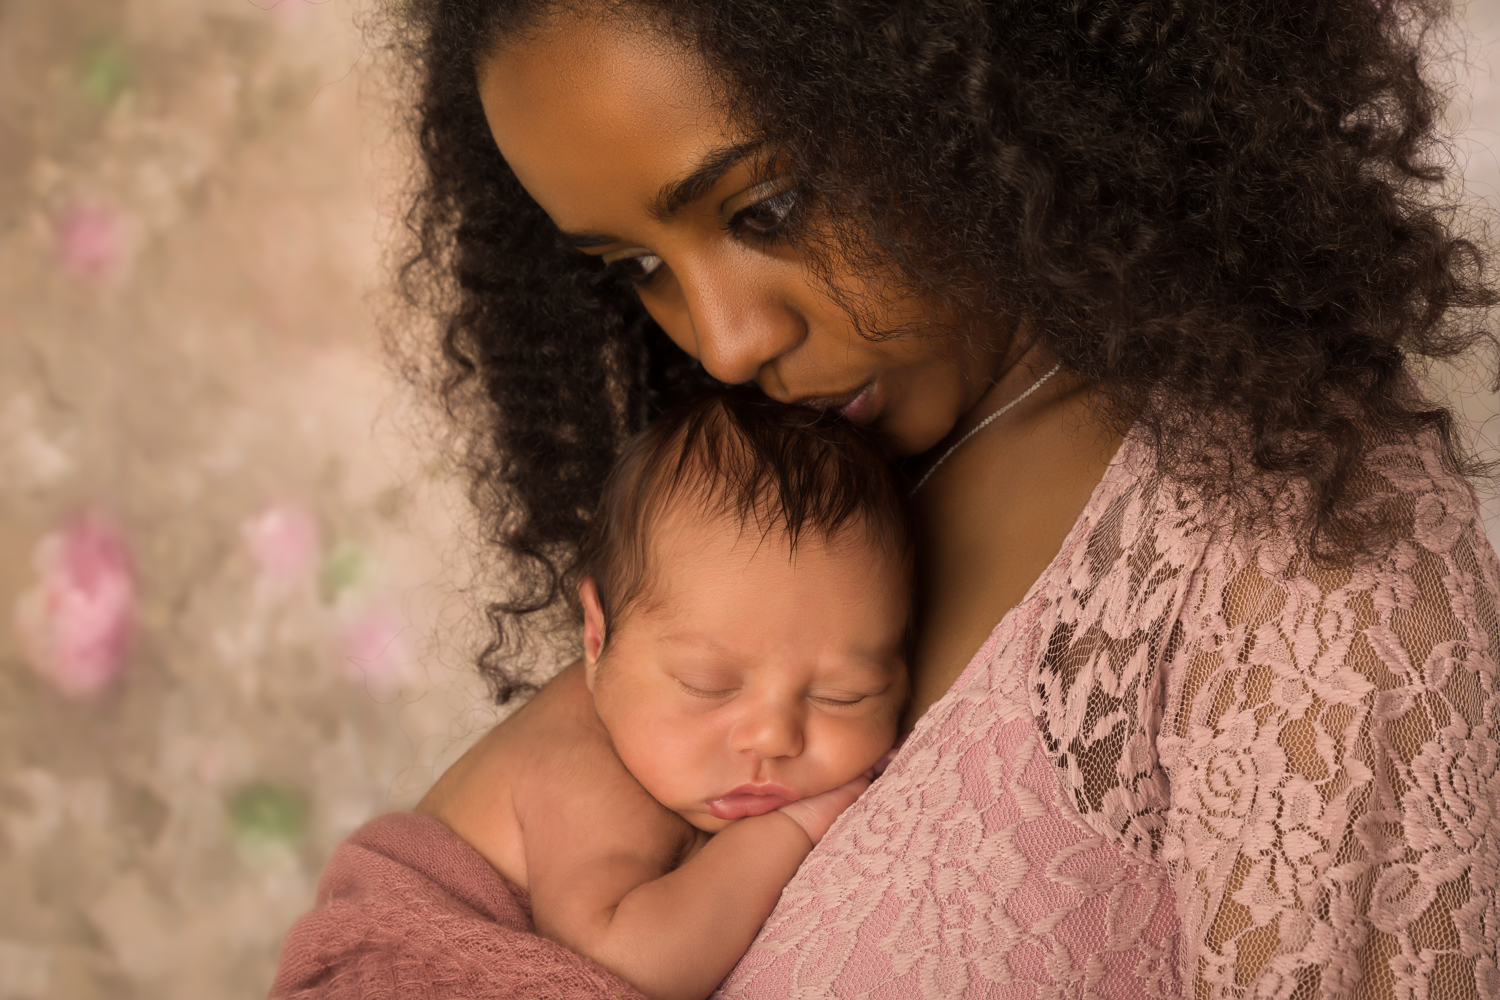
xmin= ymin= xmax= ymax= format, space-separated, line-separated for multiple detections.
xmin=729 ymin=187 xmax=798 ymax=243
xmin=603 ymin=251 xmax=664 ymax=286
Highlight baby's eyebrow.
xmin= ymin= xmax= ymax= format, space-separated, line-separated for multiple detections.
xmin=824 ymin=659 xmax=902 ymax=684
xmin=654 ymin=629 xmax=732 ymax=652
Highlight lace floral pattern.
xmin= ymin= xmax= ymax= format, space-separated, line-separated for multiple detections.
xmin=718 ymin=431 xmax=1500 ymax=999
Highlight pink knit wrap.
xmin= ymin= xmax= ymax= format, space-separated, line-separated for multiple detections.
xmin=269 ymin=812 xmax=645 ymax=1000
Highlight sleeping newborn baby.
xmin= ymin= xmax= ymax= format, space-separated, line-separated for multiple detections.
xmin=418 ymin=388 xmax=912 ymax=1000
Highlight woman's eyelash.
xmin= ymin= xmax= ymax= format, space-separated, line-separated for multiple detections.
xmin=612 ymin=254 xmax=660 ymax=284
xmin=601 ymin=185 xmax=799 ymax=287
xmin=728 ymin=187 xmax=799 ymax=244
xmin=604 ymin=252 xmax=664 ymax=287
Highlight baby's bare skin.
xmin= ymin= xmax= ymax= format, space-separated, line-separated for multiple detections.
xmin=418 ymin=512 xmax=907 ymax=1000
xmin=420 ymin=661 xmax=701 ymax=897
xmin=421 ymin=665 xmax=868 ymax=1000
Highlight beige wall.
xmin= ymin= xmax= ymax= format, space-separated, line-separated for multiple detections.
xmin=0 ymin=3 xmax=1497 ymax=998
xmin=1443 ymin=1 xmax=1500 ymax=544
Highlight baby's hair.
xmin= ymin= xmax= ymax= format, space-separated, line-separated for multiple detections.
xmin=576 ymin=387 xmax=912 ymax=628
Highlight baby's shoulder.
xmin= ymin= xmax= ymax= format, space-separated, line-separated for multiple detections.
xmin=510 ymin=665 xmax=696 ymax=862
xmin=510 ymin=668 xmax=627 ymax=794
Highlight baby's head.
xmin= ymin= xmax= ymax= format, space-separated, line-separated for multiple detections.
xmin=576 ymin=388 xmax=913 ymax=833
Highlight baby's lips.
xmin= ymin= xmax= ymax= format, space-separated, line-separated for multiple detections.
xmin=707 ymin=792 xmax=794 ymax=820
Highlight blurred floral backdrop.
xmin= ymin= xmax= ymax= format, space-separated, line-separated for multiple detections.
xmin=0 ymin=1 xmax=1498 ymax=999
xmin=0 ymin=2 xmax=504 ymax=998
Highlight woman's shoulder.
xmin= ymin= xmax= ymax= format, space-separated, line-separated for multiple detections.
xmin=1078 ymin=421 xmax=1499 ymax=623
xmin=1197 ymin=428 xmax=1499 ymax=627
xmin=1157 ymin=422 xmax=1499 ymax=696
xmin=1030 ymin=421 xmax=1500 ymax=852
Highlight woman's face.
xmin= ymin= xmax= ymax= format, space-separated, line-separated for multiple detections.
xmin=476 ymin=11 xmax=1014 ymax=456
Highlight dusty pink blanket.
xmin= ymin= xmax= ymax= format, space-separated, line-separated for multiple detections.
xmin=269 ymin=812 xmax=646 ymax=1000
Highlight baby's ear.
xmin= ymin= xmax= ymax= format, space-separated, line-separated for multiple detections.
xmin=578 ymin=576 xmax=607 ymax=690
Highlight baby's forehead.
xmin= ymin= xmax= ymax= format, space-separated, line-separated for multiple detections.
xmin=620 ymin=504 xmax=911 ymax=666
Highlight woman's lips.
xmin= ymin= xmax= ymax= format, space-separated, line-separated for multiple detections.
xmin=838 ymin=384 xmax=878 ymax=424
xmin=707 ymin=784 xmax=798 ymax=820
xmin=795 ymin=383 xmax=878 ymax=426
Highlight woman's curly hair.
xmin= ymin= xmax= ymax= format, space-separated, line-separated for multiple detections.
xmin=386 ymin=0 xmax=1497 ymax=703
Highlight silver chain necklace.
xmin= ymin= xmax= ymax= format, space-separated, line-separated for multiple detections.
xmin=909 ymin=362 xmax=1063 ymax=497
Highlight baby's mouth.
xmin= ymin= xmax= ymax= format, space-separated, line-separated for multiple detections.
xmin=707 ymin=784 xmax=796 ymax=820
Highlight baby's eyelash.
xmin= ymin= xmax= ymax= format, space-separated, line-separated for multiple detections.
xmin=812 ymin=695 xmax=868 ymax=707
xmin=676 ymin=679 xmax=737 ymax=699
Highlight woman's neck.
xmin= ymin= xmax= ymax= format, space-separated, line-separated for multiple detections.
xmin=902 ymin=367 xmax=1123 ymax=730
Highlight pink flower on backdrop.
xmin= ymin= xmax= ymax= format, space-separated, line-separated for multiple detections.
xmin=339 ymin=608 xmax=411 ymax=688
xmin=241 ymin=501 xmax=321 ymax=585
xmin=52 ymin=203 xmax=119 ymax=277
xmin=12 ymin=513 xmax=136 ymax=697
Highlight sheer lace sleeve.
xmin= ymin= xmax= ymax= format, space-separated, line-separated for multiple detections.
xmin=1035 ymin=438 xmax=1500 ymax=998
xmin=1154 ymin=446 xmax=1500 ymax=999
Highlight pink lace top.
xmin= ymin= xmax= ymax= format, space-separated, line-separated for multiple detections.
xmin=717 ymin=429 xmax=1500 ymax=999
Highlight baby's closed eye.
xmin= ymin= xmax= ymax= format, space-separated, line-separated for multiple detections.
xmin=672 ymin=674 xmax=740 ymax=699
xmin=809 ymin=692 xmax=870 ymax=706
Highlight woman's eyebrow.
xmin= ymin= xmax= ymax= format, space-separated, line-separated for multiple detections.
xmin=649 ymin=140 xmax=763 ymax=222
xmin=559 ymin=140 xmax=763 ymax=249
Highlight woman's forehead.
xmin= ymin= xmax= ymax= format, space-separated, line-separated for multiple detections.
xmin=475 ymin=11 xmax=735 ymax=234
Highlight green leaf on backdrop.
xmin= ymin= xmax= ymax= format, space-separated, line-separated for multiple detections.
xmin=79 ymin=41 xmax=132 ymax=105
xmin=227 ymin=783 xmax=306 ymax=845
xmin=320 ymin=540 xmax=365 ymax=602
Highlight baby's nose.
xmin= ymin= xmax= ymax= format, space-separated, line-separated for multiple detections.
xmin=731 ymin=703 xmax=804 ymax=760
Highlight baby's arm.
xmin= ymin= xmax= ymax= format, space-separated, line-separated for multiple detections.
xmin=522 ymin=760 xmax=866 ymax=1000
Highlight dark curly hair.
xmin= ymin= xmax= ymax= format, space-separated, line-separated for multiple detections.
xmin=578 ymin=386 xmax=913 ymax=631
xmin=385 ymin=0 xmax=1497 ymax=703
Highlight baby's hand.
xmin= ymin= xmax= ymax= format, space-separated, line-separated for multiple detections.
xmin=777 ymin=773 xmax=872 ymax=846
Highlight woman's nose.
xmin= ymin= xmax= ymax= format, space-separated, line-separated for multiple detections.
xmin=676 ymin=266 xmax=806 ymax=386
xmin=730 ymin=701 xmax=805 ymax=761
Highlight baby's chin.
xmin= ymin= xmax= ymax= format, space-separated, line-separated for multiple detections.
xmin=675 ymin=805 xmax=733 ymax=834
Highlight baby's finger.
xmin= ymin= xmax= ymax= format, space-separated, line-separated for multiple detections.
xmin=778 ymin=775 xmax=871 ymax=845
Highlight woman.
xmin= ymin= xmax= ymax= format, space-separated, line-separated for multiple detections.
xmin=276 ymin=0 xmax=1500 ymax=996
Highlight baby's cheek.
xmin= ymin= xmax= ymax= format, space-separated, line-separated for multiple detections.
xmin=624 ymin=715 xmax=720 ymax=797
xmin=813 ymin=717 xmax=895 ymax=787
